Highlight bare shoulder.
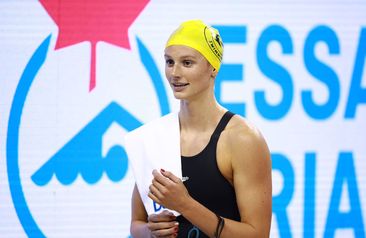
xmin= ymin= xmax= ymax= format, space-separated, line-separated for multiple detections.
xmin=222 ymin=114 xmax=270 ymax=168
xmin=224 ymin=114 xmax=268 ymax=149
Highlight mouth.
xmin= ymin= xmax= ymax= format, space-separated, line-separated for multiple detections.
xmin=172 ymin=82 xmax=189 ymax=88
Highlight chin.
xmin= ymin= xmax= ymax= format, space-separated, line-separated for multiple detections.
xmin=173 ymin=93 xmax=186 ymax=100
xmin=169 ymin=87 xmax=181 ymax=98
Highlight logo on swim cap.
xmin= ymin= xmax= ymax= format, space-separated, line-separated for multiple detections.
xmin=204 ymin=26 xmax=223 ymax=62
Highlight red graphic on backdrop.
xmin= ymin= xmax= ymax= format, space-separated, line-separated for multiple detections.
xmin=40 ymin=0 xmax=150 ymax=91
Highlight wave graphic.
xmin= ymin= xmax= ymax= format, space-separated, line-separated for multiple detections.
xmin=31 ymin=102 xmax=142 ymax=186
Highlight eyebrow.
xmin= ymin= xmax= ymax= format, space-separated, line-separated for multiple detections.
xmin=164 ymin=54 xmax=196 ymax=60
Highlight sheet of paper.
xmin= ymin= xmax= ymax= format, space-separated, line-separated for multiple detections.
xmin=125 ymin=112 xmax=181 ymax=216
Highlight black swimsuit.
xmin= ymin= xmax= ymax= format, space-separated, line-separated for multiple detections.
xmin=177 ymin=111 xmax=240 ymax=238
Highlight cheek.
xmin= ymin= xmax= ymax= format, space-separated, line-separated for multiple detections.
xmin=165 ymin=67 xmax=170 ymax=79
xmin=193 ymin=70 xmax=212 ymax=84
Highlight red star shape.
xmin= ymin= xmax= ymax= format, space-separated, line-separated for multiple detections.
xmin=40 ymin=0 xmax=150 ymax=91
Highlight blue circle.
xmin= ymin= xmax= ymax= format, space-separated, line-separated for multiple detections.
xmin=7 ymin=35 xmax=170 ymax=237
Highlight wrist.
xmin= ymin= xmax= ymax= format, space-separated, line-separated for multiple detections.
xmin=178 ymin=195 xmax=196 ymax=216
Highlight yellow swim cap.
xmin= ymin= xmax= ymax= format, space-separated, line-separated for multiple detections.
xmin=165 ymin=20 xmax=224 ymax=71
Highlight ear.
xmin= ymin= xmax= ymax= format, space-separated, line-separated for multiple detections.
xmin=211 ymin=68 xmax=217 ymax=79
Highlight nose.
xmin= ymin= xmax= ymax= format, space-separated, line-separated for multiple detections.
xmin=171 ymin=64 xmax=181 ymax=78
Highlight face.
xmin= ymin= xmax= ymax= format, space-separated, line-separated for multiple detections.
xmin=164 ymin=45 xmax=216 ymax=101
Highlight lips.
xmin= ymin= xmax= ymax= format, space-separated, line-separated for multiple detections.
xmin=171 ymin=82 xmax=189 ymax=92
xmin=172 ymin=82 xmax=189 ymax=87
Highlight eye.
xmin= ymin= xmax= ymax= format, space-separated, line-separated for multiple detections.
xmin=165 ymin=59 xmax=174 ymax=67
xmin=183 ymin=60 xmax=193 ymax=67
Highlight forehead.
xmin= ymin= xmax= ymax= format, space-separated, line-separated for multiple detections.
xmin=164 ymin=45 xmax=204 ymax=59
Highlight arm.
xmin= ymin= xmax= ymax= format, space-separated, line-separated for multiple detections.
xmin=131 ymin=184 xmax=179 ymax=238
xmin=131 ymin=184 xmax=150 ymax=237
xmin=225 ymin=126 xmax=272 ymax=237
xmin=149 ymin=124 xmax=272 ymax=237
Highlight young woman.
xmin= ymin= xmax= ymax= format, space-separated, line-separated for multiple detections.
xmin=130 ymin=20 xmax=272 ymax=238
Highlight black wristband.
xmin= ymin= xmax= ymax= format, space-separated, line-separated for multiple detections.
xmin=214 ymin=214 xmax=225 ymax=238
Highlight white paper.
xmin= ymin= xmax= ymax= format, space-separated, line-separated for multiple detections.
xmin=124 ymin=112 xmax=181 ymax=216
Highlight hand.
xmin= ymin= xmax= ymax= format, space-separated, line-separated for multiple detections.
xmin=149 ymin=169 xmax=191 ymax=212
xmin=147 ymin=210 xmax=179 ymax=238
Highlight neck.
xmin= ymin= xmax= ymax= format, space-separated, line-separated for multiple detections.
xmin=178 ymin=93 xmax=225 ymax=132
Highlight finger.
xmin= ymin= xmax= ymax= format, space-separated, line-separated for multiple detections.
xmin=148 ymin=190 xmax=161 ymax=205
xmin=149 ymin=184 xmax=163 ymax=200
xmin=151 ymin=178 xmax=167 ymax=193
xmin=151 ymin=231 xmax=177 ymax=238
xmin=152 ymin=169 xmax=171 ymax=186
xmin=150 ymin=223 xmax=179 ymax=237
xmin=161 ymin=209 xmax=175 ymax=217
xmin=148 ymin=210 xmax=176 ymax=222
xmin=148 ymin=220 xmax=178 ymax=230
xmin=160 ymin=169 xmax=181 ymax=184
